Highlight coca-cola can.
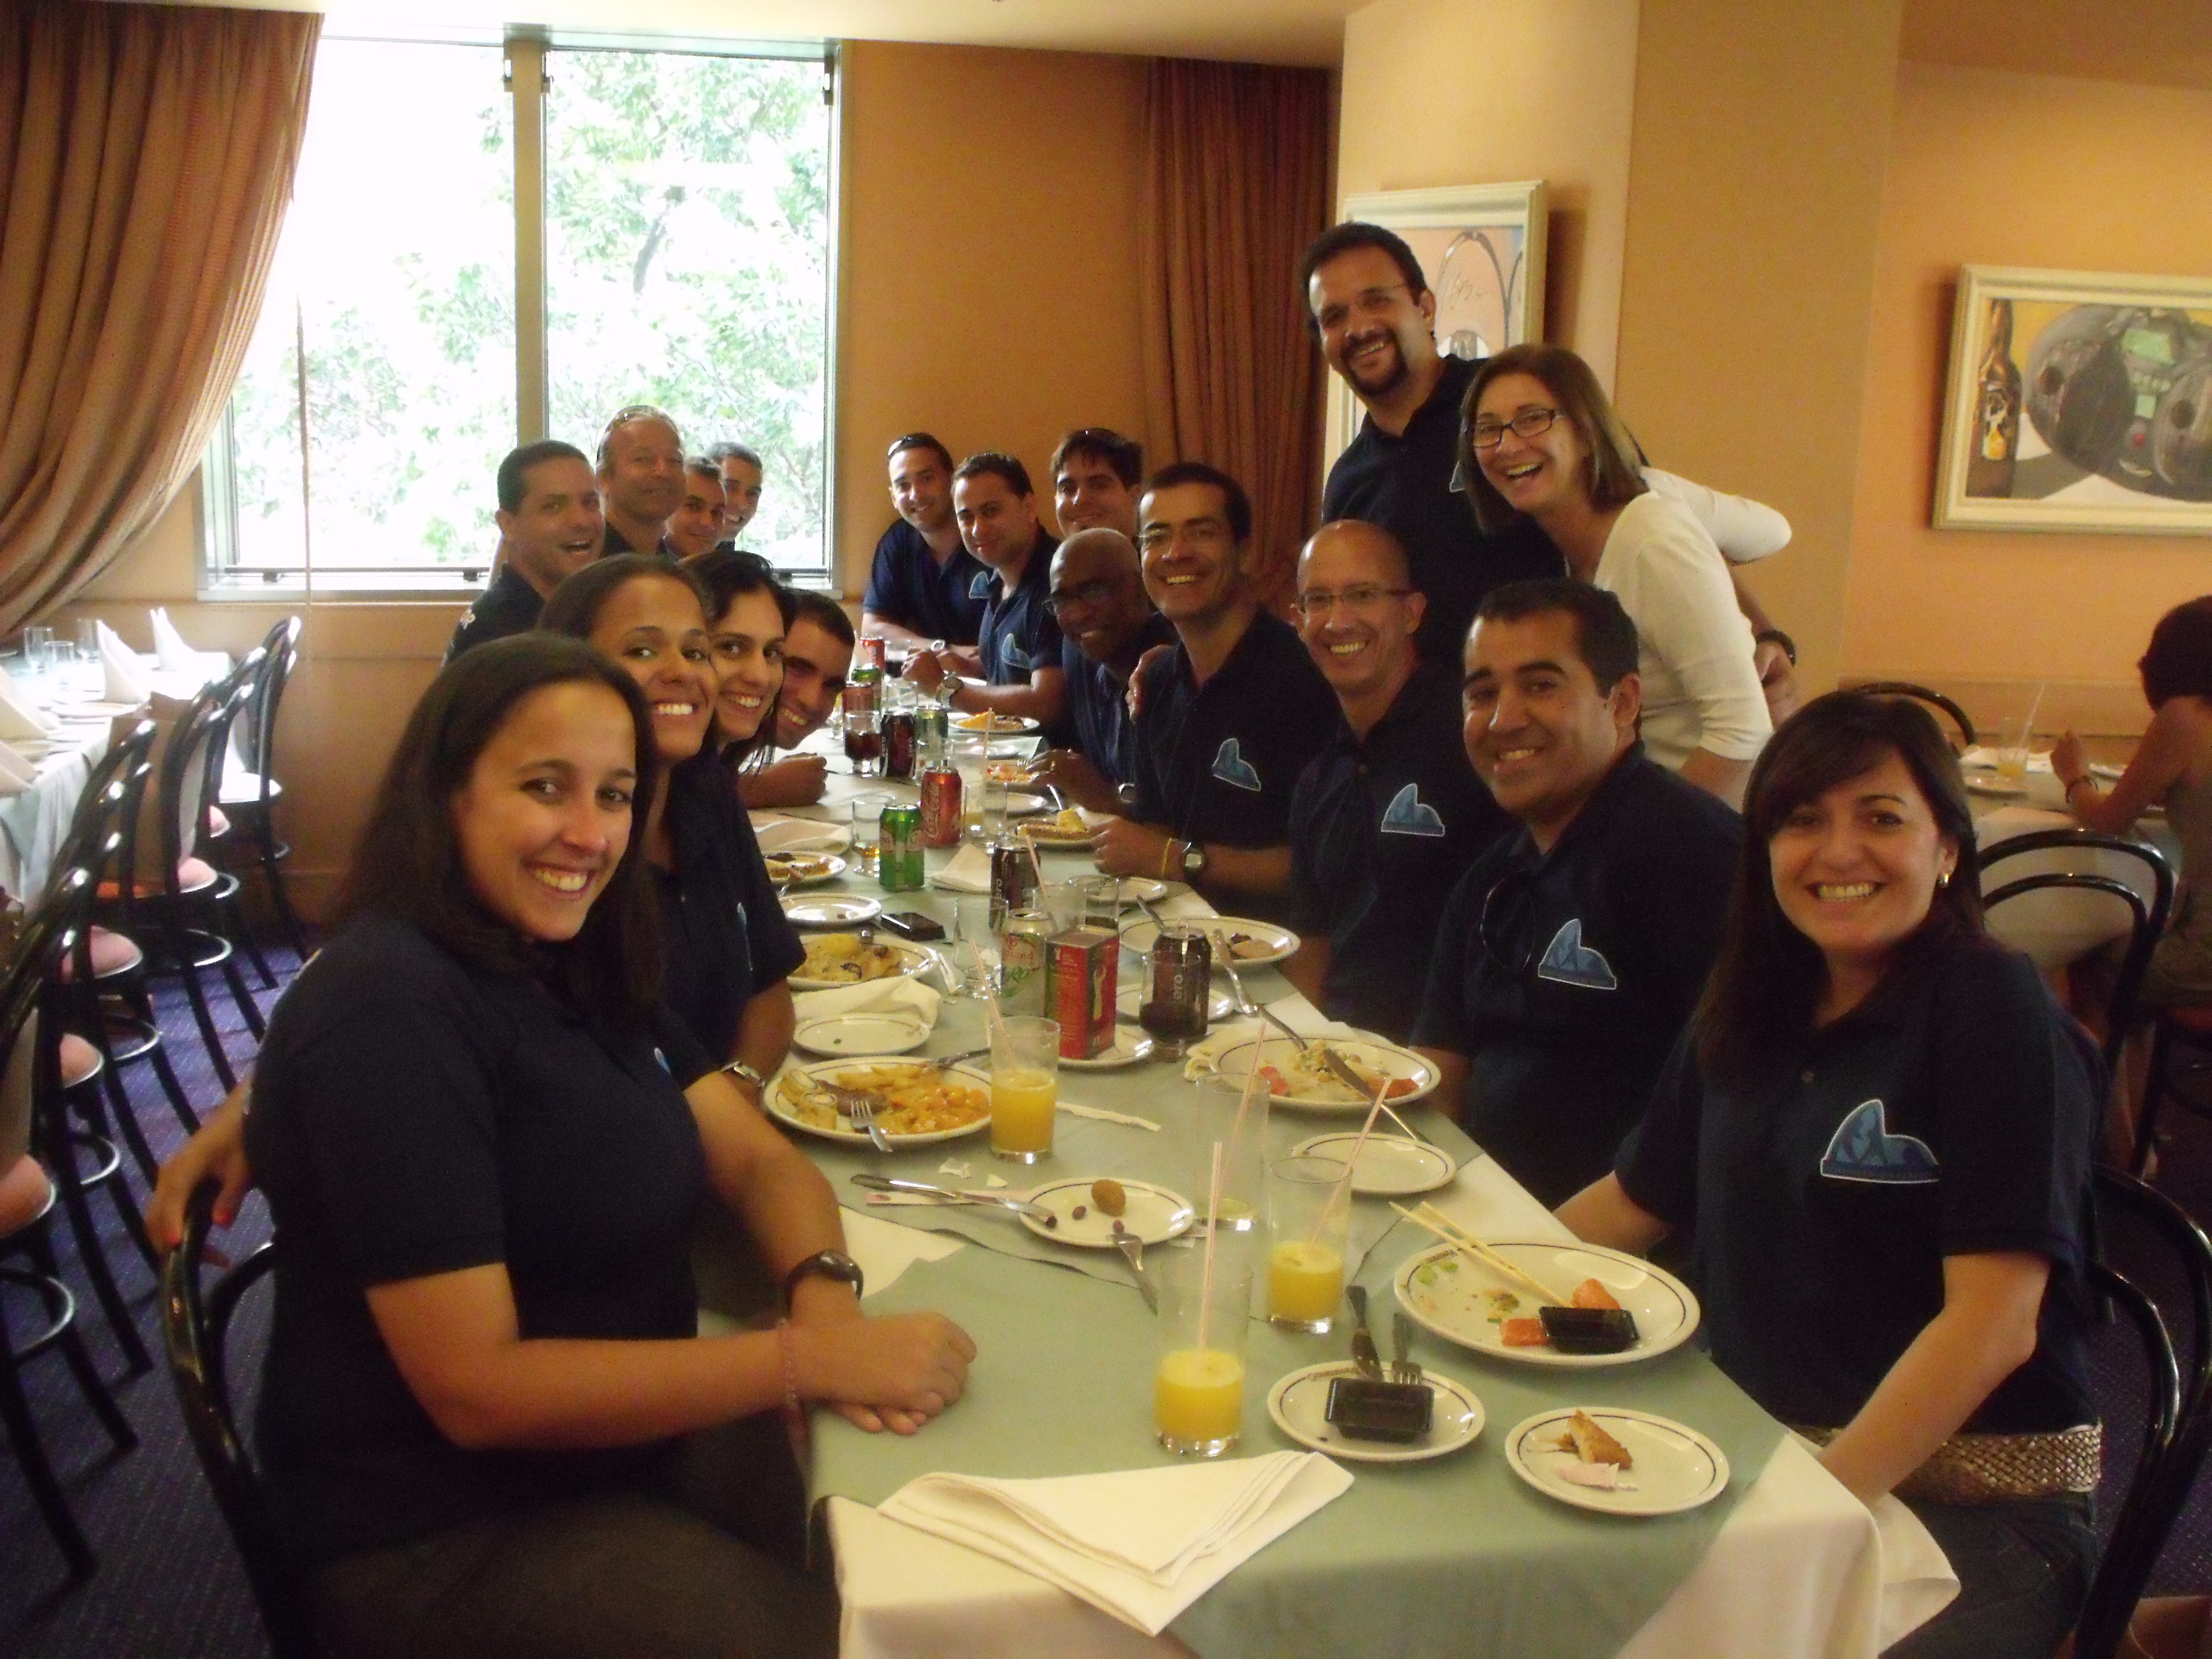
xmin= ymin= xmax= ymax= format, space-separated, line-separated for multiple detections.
xmin=882 ymin=711 xmax=917 ymax=780
xmin=990 ymin=842 xmax=1040 ymax=915
xmin=919 ymin=766 xmax=964 ymax=846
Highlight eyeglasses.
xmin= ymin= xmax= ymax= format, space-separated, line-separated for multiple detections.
xmin=1136 ymin=521 xmax=1232 ymax=553
xmin=1477 ymin=869 xmax=1537 ymax=974
xmin=1469 ymin=408 xmax=1561 ymax=449
xmin=1042 ymin=580 xmax=1118 ymax=618
xmin=1292 ymin=585 xmax=1411 ymax=619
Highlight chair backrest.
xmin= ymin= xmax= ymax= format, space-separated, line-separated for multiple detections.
xmin=2074 ymin=1167 xmax=2212 ymax=1659
xmin=243 ymin=617 xmax=302 ymax=793
xmin=156 ymin=653 xmax=262 ymax=880
xmin=1854 ymin=681 xmax=1978 ymax=749
xmin=162 ymin=1181 xmax=320 ymax=1659
xmin=0 ymin=877 xmax=71 ymax=1175
xmin=1976 ymin=830 xmax=2174 ymax=1074
xmin=47 ymin=720 xmax=157 ymax=903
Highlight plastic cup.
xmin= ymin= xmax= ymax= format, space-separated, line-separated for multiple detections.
xmin=850 ymin=794 xmax=890 ymax=878
xmin=1265 ymin=1155 xmax=1350 ymax=1333
xmin=1187 ymin=1076 xmax=1269 ymax=1233
xmin=1155 ymin=1250 xmax=1252 ymax=1457
xmin=988 ymin=1014 xmax=1059 ymax=1163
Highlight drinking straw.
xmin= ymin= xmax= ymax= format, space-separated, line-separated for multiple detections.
xmin=1196 ymin=1140 xmax=1226 ymax=1355
xmin=2017 ymin=682 xmax=2048 ymax=752
xmin=1221 ymin=1047 xmax=1269 ymax=1211
xmin=1313 ymin=1076 xmax=1392 ymax=1240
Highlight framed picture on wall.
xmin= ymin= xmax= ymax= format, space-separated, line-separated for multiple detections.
xmin=1321 ymin=181 xmax=1548 ymax=472
xmin=1935 ymin=264 xmax=2212 ymax=535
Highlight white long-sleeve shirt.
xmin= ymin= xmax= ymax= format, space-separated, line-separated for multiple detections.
xmin=1641 ymin=467 xmax=1792 ymax=564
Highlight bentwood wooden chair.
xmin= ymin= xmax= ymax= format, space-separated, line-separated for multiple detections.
xmin=218 ymin=616 xmax=308 ymax=958
xmin=1856 ymin=682 xmax=1978 ymax=751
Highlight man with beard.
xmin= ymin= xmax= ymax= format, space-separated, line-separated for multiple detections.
xmin=595 ymin=404 xmax=685 ymax=557
xmin=1305 ymin=223 xmax=1801 ymax=717
xmin=447 ymin=441 xmax=603 ymax=661
xmin=1028 ymin=528 xmax=1172 ymax=810
xmin=737 ymin=590 xmax=855 ymax=809
xmin=1050 ymin=427 xmax=1142 ymax=539
xmin=863 ymin=432 xmax=990 ymax=652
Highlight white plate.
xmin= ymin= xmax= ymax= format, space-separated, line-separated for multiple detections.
xmin=791 ymin=1014 xmax=931 ymax=1058
xmin=1118 ymin=984 xmax=1236 ymax=1024
xmin=1060 ymin=1031 xmax=1156 ymax=1070
xmin=1267 ymin=1361 xmax=1484 ymax=1464
xmin=950 ymin=714 xmax=1042 ymax=737
xmin=1393 ymin=1240 xmax=1700 ymax=1369
xmin=1294 ymin=1132 xmax=1456 ymax=1196
xmin=790 ymin=936 xmax=934 ymax=992
xmin=768 ymin=1059 xmax=991 ymax=1146
xmin=1965 ymin=776 xmax=2028 ymax=799
xmin=1004 ymin=789 xmax=1051 ymax=816
xmin=1119 ymin=916 xmax=1299 ymax=968
xmin=1202 ymin=1037 xmax=1440 ymax=1113
xmin=782 ymin=893 xmax=883 ymax=928
xmin=1018 ymin=1178 xmax=1193 ymax=1247
xmin=765 ymin=852 xmax=846 ymax=887
xmin=1504 ymin=1408 xmax=1729 ymax=1517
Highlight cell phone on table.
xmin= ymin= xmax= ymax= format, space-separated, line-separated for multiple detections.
xmin=878 ymin=911 xmax=946 ymax=941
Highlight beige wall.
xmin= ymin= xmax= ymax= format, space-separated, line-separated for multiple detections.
xmin=833 ymin=39 xmax=1152 ymax=588
xmin=1335 ymin=0 xmax=1638 ymax=390
xmin=1841 ymin=61 xmax=2212 ymax=732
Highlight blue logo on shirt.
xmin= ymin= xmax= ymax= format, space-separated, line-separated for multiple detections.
xmin=1534 ymin=919 xmax=1618 ymax=990
xmin=968 ymin=571 xmax=994 ymax=600
xmin=1002 ymin=641 xmax=1032 ymax=672
xmin=1379 ymin=783 xmax=1446 ymax=838
xmin=652 ymin=1047 xmax=671 ymax=1074
xmin=1819 ymin=1099 xmax=1940 ymax=1185
xmin=1210 ymin=739 xmax=1262 ymax=792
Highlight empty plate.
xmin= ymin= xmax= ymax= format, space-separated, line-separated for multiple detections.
xmin=783 ymin=893 xmax=883 ymax=928
xmin=791 ymin=1014 xmax=931 ymax=1057
xmin=1293 ymin=1131 xmax=1456 ymax=1196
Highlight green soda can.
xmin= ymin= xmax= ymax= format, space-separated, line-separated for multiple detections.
xmin=879 ymin=803 xmax=925 ymax=891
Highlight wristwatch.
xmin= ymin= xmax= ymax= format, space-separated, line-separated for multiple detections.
xmin=722 ymin=1059 xmax=767 ymax=1093
xmin=1181 ymin=840 xmax=1209 ymax=880
xmin=1753 ymin=628 xmax=1798 ymax=667
xmin=783 ymin=1249 xmax=864 ymax=1309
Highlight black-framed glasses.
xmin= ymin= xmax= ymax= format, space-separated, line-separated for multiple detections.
xmin=1469 ymin=408 xmax=1561 ymax=450
xmin=1478 ymin=868 xmax=1538 ymax=974
xmin=1292 ymin=585 xmax=1411 ymax=619
xmin=1042 ymin=580 xmax=1117 ymax=618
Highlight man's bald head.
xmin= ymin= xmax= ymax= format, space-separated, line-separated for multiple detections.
xmin=1049 ymin=528 xmax=1153 ymax=666
xmin=1054 ymin=527 xmax=1141 ymax=586
xmin=1295 ymin=518 xmax=1426 ymax=714
xmin=1296 ymin=518 xmax=1413 ymax=592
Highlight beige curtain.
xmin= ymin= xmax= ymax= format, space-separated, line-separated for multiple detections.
xmin=1138 ymin=58 xmax=1330 ymax=609
xmin=0 ymin=0 xmax=318 ymax=632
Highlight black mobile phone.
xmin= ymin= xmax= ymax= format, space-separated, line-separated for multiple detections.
xmin=877 ymin=911 xmax=946 ymax=942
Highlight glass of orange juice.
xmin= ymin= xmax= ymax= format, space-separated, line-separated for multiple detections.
xmin=1155 ymin=1250 xmax=1252 ymax=1457
xmin=1265 ymin=1155 xmax=1350 ymax=1333
xmin=988 ymin=1014 xmax=1059 ymax=1162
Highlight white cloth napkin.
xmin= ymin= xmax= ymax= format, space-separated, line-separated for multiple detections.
xmin=0 ymin=666 xmax=58 ymax=740
xmin=0 ymin=739 xmax=35 ymax=794
xmin=791 ymin=975 xmax=942 ymax=1031
xmin=1869 ymin=1491 xmax=1959 ymax=1652
xmin=96 ymin=621 xmax=153 ymax=705
xmin=149 ymin=608 xmax=199 ymax=674
xmin=1960 ymin=744 xmax=2054 ymax=774
xmin=931 ymin=841 xmax=994 ymax=893
xmin=752 ymin=813 xmax=853 ymax=855
xmin=880 ymin=1452 xmax=1352 ymax=1636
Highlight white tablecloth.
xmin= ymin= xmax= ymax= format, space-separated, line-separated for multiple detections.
xmin=0 ymin=721 xmax=111 ymax=903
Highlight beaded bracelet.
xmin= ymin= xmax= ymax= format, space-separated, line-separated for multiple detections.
xmin=775 ymin=1317 xmax=802 ymax=1419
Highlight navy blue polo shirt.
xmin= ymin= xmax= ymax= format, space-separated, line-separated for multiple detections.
xmin=862 ymin=518 xmax=991 ymax=645
xmin=655 ymin=752 xmax=807 ymax=1061
xmin=1061 ymin=612 xmax=1176 ymax=788
xmin=246 ymin=915 xmax=715 ymax=1567
xmin=1322 ymin=354 xmax=1561 ymax=665
xmin=1290 ymin=662 xmax=1513 ymax=1042
xmin=1129 ymin=609 xmax=1339 ymax=923
xmin=447 ymin=564 xmax=542 ymax=663
xmin=602 ymin=521 xmax=675 ymax=560
xmin=977 ymin=534 xmax=1063 ymax=685
xmin=1616 ymin=930 xmax=2099 ymax=1435
xmin=1410 ymin=748 xmax=1741 ymax=1204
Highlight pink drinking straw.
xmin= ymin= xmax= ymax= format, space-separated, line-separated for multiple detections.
xmin=1222 ymin=1047 xmax=1268 ymax=1198
xmin=1196 ymin=1140 xmax=1227 ymax=1355
xmin=1313 ymin=1077 xmax=1392 ymax=1241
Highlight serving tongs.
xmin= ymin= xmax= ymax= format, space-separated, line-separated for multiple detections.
xmin=849 ymin=1172 xmax=1052 ymax=1222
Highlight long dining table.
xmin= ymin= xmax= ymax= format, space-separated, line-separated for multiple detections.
xmin=728 ymin=722 xmax=1960 ymax=1659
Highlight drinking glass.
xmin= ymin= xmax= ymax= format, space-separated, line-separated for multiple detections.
xmin=988 ymin=1014 xmax=1059 ymax=1163
xmin=980 ymin=773 xmax=1010 ymax=847
xmin=22 ymin=626 xmax=53 ymax=674
xmin=1186 ymin=1076 xmax=1269 ymax=1235
xmin=843 ymin=707 xmax=883 ymax=777
xmin=1155 ymin=1250 xmax=1252 ymax=1457
xmin=73 ymin=619 xmax=98 ymax=657
xmin=1079 ymin=875 xmax=1124 ymax=932
xmin=1265 ymin=1155 xmax=1351 ymax=1333
xmin=957 ymin=757 xmax=987 ymax=841
xmin=1041 ymin=879 xmax=1087 ymax=936
xmin=851 ymin=794 xmax=890 ymax=879
xmin=953 ymin=894 xmax=1000 ymax=1000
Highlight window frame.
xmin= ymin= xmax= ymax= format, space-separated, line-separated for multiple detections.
xmin=198 ymin=27 xmax=842 ymax=603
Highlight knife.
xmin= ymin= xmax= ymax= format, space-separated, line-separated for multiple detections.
xmin=1347 ymin=1284 xmax=1385 ymax=1379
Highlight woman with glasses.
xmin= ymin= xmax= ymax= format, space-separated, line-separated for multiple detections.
xmin=1562 ymin=692 xmax=2102 ymax=1659
xmin=1461 ymin=344 xmax=1771 ymax=805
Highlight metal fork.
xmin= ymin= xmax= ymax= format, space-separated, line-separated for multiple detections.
xmin=836 ymin=1087 xmax=897 ymax=1155
xmin=1391 ymin=1312 xmax=1423 ymax=1387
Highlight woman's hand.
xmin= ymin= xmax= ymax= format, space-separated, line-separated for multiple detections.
xmin=2052 ymin=731 xmax=2088 ymax=787
xmin=146 ymin=1083 xmax=254 ymax=1252
xmin=793 ymin=1310 xmax=976 ymax=1433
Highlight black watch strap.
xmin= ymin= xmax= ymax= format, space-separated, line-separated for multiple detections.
xmin=782 ymin=1249 xmax=864 ymax=1309
xmin=1754 ymin=627 xmax=1798 ymax=667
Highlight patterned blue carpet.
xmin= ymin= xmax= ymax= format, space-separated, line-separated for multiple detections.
xmin=5 ymin=948 xmax=2212 ymax=1655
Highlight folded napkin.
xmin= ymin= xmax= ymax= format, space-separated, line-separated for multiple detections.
xmin=751 ymin=813 xmax=853 ymax=855
xmin=880 ymin=1452 xmax=1352 ymax=1636
xmin=1960 ymin=744 xmax=2054 ymax=774
xmin=149 ymin=608 xmax=199 ymax=674
xmin=931 ymin=840 xmax=994 ymax=893
xmin=0 ymin=666 xmax=58 ymax=741
xmin=97 ymin=621 xmax=153 ymax=705
xmin=791 ymin=974 xmax=942 ymax=1031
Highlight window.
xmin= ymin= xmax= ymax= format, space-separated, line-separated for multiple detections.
xmin=204 ymin=33 xmax=835 ymax=595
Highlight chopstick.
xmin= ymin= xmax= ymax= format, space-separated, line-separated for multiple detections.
xmin=1387 ymin=1201 xmax=1566 ymax=1304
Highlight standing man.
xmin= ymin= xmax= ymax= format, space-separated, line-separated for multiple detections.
xmin=862 ymin=433 xmax=990 ymax=652
xmin=447 ymin=441 xmax=603 ymax=662
xmin=737 ymin=591 xmax=855 ymax=810
xmin=596 ymin=403 xmax=685 ymax=557
xmin=1284 ymin=521 xmax=1512 ymax=1041
xmin=1410 ymin=578 xmax=1741 ymax=1205
xmin=1050 ymin=427 xmax=1143 ymax=539
xmin=1092 ymin=463 xmax=1338 ymax=922
xmin=1030 ymin=528 xmax=1173 ymax=811
xmin=665 ymin=458 xmax=726 ymax=560
xmin=709 ymin=441 xmax=764 ymax=541
xmin=1304 ymin=223 xmax=1801 ymax=713
xmin=902 ymin=454 xmax=1065 ymax=728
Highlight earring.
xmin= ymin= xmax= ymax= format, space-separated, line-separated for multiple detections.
xmin=1939 ymin=868 xmax=1953 ymax=888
